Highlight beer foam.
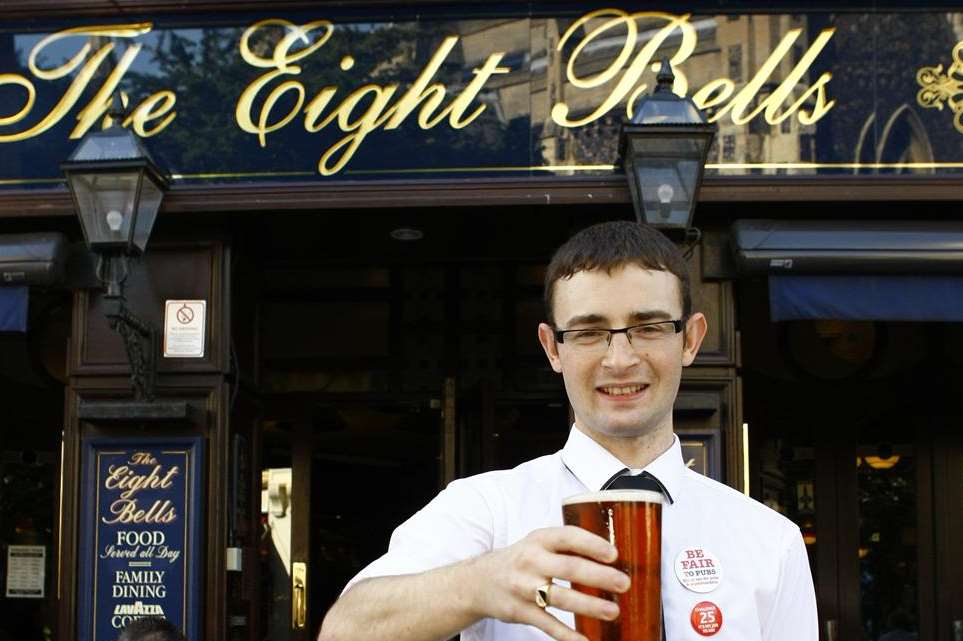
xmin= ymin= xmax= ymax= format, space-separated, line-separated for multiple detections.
xmin=562 ymin=489 xmax=663 ymax=505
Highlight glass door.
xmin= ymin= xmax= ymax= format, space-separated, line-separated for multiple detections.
xmin=255 ymin=398 xmax=447 ymax=641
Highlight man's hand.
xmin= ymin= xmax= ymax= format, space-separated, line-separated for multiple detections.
xmin=469 ymin=525 xmax=630 ymax=641
xmin=318 ymin=526 xmax=628 ymax=641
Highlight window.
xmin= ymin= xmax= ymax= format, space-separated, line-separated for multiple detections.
xmin=728 ymin=45 xmax=743 ymax=82
xmin=770 ymin=15 xmax=782 ymax=51
xmin=722 ymin=135 xmax=736 ymax=161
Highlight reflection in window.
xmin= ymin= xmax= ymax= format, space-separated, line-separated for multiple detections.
xmin=728 ymin=45 xmax=743 ymax=82
xmin=800 ymin=134 xmax=815 ymax=162
xmin=857 ymin=450 xmax=918 ymax=641
xmin=723 ymin=135 xmax=736 ymax=161
xmin=770 ymin=15 xmax=782 ymax=51
xmin=707 ymin=138 xmax=720 ymax=164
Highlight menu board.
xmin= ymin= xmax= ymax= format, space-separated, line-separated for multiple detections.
xmin=77 ymin=437 xmax=204 ymax=641
xmin=5 ymin=545 xmax=45 ymax=598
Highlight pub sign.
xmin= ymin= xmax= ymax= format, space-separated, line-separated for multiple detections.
xmin=2 ymin=8 xmax=963 ymax=183
xmin=77 ymin=437 xmax=205 ymax=641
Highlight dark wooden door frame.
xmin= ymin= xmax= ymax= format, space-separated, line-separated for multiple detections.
xmin=291 ymin=423 xmax=314 ymax=641
xmin=931 ymin=419 xmax=963 ymax=641
xmin=815 ymin=418 xmax=959 ymax=641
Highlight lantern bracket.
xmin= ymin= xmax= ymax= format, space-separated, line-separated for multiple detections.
xmin=97 ymin=254 xmax=158 ymax=401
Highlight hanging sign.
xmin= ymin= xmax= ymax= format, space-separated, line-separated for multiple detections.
xmin=77 ymin=437 xmax=204 ymax=641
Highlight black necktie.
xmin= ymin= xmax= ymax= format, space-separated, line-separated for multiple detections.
xmin=601 ymin=468 xmax=674 ymax=504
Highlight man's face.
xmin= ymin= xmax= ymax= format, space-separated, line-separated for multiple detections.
xmin=538 ymin=265 xmax=707 ymax=445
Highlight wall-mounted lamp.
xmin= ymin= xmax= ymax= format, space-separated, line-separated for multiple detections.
xmin=619 ymin=59 xmax=717 ymax=237
xmin=62 ymin=99 xmax=168 ymax=401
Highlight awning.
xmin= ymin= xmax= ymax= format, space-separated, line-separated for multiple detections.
xmin=731 ymin=220 xmax=963 ymax=274
xmin=769 ymin=275 xmax=963 ymax=321
xmin=0 ymin=286 xmax=28 ymax=332
xmin=731 ymin=220 xmax=963 ymax=322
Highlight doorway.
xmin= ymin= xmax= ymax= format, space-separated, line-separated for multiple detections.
xmin=238 ymin=238 xmax=572 ymax=639
xmin=743 ymin=316 xmax=963 ymax=641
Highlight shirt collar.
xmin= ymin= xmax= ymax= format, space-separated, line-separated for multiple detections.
xmin=560 ymin=425 xmax=685 ymax=503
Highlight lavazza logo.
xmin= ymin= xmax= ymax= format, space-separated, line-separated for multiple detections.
xmin=114 ymin=601 xmax=166 ymax=616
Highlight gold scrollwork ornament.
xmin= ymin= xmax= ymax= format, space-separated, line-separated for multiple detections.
xmin=916 ymin=41 xmax=963 ymax=134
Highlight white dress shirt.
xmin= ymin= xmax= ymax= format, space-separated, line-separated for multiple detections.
xmin=346 ymin=426 xmax=818 ymax=641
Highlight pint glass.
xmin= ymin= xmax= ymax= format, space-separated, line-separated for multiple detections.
xmin=561 ymin=490 xmax=662 ymax=641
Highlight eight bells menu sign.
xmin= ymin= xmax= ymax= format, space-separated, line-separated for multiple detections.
xmin=77 ymin=438 xmax=204 ymax=641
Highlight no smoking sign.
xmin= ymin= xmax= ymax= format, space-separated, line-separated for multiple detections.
xmin=164 ymin=300 xmax=206 ymax=358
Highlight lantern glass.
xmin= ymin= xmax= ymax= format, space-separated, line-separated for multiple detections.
xmin=132 ymin=173 xmax=163 ymax=254
xmin=68 ymin=170 xmax=141 ymax=250
xmin=624 ymin=132 xmax=713 ymax=229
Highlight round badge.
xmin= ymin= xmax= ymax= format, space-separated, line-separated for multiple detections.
xmin=690 ymin=601 xmax=723 ymax=636
xmin=674 ymin=547 xmax=723 ymax=593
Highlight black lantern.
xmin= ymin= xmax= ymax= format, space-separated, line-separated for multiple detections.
xmin=619 ymin=59 xmax=717 ymax=232
xmin=62 ymin=114 xmax=167 ymax=255
xmin=62 ymin=100 xmax=168 ymax=402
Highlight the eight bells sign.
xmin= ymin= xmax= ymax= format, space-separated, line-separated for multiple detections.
xmin=78 ymin=438 xmax=204 ymax=641
xmin=0 ymin=8 xmax=962 ymax=181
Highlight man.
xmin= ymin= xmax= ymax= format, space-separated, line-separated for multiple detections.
xmin=117 ymin=617 xmax=186 ymax=641
xmin=319 ymin=221 xmax=817 ymax=641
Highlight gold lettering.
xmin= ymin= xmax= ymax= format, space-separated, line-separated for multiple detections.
xmin=27 ymin=23 xmax=151 ymax=80
xmin=236 ymin=19 xmax=507 ymax=174
xmin=551 ymin=11 xmax=835 ymax=134
xmin=764 ymin=30 xmax=836 ymax=125
xmin=0 ymin=45 xmax=112 ymax=142
xmin=102 ymin=499 xmax=177 ymax=525
xmin=692 ymin=78 xmax=736 ymax=112
xmin=318 ymin=84 xmax=399 ymax=175
xmin=383 ymin=36 xmax=458 ymax=129
xmin=551 ymin=10 xmax=697 ymax=127
xmin=130 ymin=91 xmax=177 ymax=137
xmin=0 ymin=74 xmax=36 ymax=126
xmin=72 ymin=44 xmax=143 ymax=138
xmin=445 ymin=55 xmax=510 ymax=128
xmin=713 ymin=30 xmax=799 ymax=125
xmin=706 ymin=28 xmax=836 ymax=126
xmin=239 ymin=19 xmax=333 ymax=69
xmin=796 ymin=78 xmax=834 ymax=125
xmin=236 ymin=18 xmax=332 ymax=145
xmin=0 ymin=23 xmax=171 ymax=143
xmin=236 ymin=68 xmax=299 ymax=143
xmin=257 ymin=80 xmax=305 ymax=147
xmin=104 ymin=464 xmax=180 ymax=499
xmin=303 ymin=87 xmax=338 ymax=132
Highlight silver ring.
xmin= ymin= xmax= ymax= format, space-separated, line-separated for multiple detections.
xmin=535 ymin=582 xmax=552 ymax=608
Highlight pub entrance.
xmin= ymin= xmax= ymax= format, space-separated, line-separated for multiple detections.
xmin=237 ymin=207 xmax=740 ymax=640
xmin=236 ymin=208 xmax=585 ymax=640
xmin=739 ymin=282 xmax=963 ymax=641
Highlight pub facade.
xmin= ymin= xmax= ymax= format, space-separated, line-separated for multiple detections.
xmin=0 ymin=2 xmax=961 ymax=641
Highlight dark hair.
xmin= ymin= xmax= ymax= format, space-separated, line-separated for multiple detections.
xmin=117 ymin=617 xmax=186 ymax=641
xmin=544 ymin=220 xmax=691 ymax=325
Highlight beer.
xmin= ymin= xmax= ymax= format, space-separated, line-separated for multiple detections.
xmin=562 ymin=490 xmax=662 ymax=641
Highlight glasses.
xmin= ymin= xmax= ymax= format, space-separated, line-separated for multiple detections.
xmin=554 ymin=320 xmax=685 ymax=350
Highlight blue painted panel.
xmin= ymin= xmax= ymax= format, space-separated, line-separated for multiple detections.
xmin=77 ymin=437 xmax=205 ymax=641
